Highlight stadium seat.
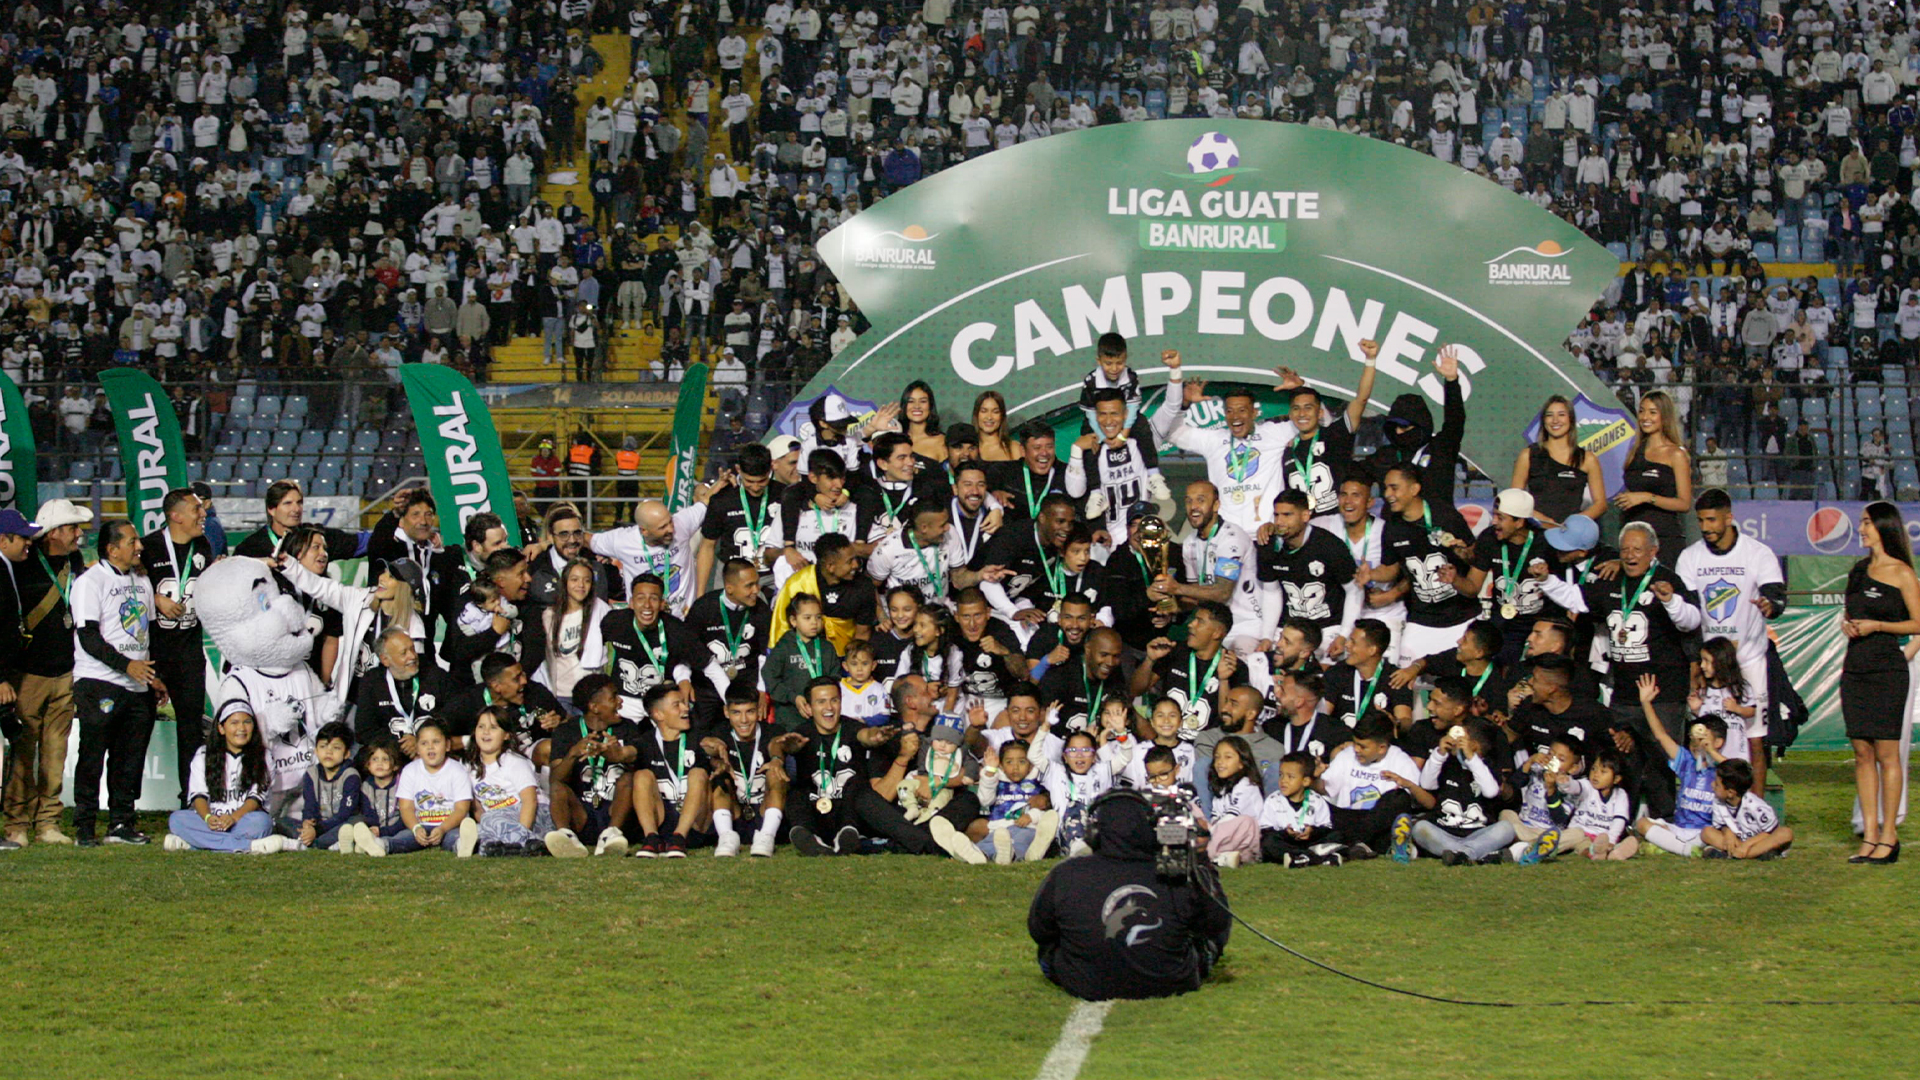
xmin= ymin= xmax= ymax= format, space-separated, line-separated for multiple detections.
xmin=308 ymin=477 xmax=337 ymax=496
xmin=244 ymin=430 xmax=272 ymax=451
xmin=324 ymin=429 xmax=349 ymax=453
xmin=1754 ymin=242 xmax=1776 ymax=261
xmin=257 ymin=395 xmax=281 ymax=417
xmin=286 ymin=395 xmax=309 ymax=418
xmin=296 ymin=431 xmax=324 ymax=454
xmin=205 ymin=459 xmax=234 ymax=483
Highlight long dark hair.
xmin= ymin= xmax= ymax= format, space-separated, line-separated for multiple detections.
xmin=1533 ymin=394 xmax=1586 ymax=468
xmin=205 ymin=713 xmax=269 ymax=804
xmin=1699 ymin=637 xmax=1749 ymax=702
xmin=1865 ymin=500 xmax=1913 ymax=564
xmin=901 ymin=379 xmax=942 ymax=436
xmin=460 ymin=707 xmax=506 ymax=780
xmin=544 ymin=557 xmax=600 ymax=655
xmin=1208 ymin=735 xmax=1264 ymax=798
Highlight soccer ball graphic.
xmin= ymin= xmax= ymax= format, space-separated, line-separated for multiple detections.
xmin=1186 ymin=132 xmax=1241 ymax=173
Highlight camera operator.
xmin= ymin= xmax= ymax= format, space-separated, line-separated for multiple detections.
xmin=1027 ymin=792 xmax=1231 ymax=1000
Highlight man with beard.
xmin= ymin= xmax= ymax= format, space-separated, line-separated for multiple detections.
xmin=1333 ymin=474 xmax=1408 ymax=664
xmin=591 ymin=484 xmax=724 ymax=619
xmin=529 ymin=503 xmax=618 ymax=612
xmin=770 ymin=532 xmax=879 ymax=656
xmin=442 ymin=548 xmax=538 ymax=687
xmin=1192 ymin=685 xmax=1284 ymax=812
xmin=1150 ymin=349 xmax=1303 ymax=534
xmin=867 ymin=500 xmax=995 ymax=609
xmin=1277 ymin=339 xmax=1379 ymax=528
xmin=983 ymin=683 xmax=1066 ymax=766
xmin=1135 ymin=602 xmax=1248 ymax=738
xmin=945 ymin=588 xmax=1027 ymax=719
xmin=1466 ymin=489 xmax=1552 ymax=662
xmin=141 ymin=488 xmax=214 ymax=807
xmin=1037 ymin=627 xmax=1128 ymax=737
xmin=432 ymin=651 xmax=565 ymax=749
xmin=974 ymin=492 xmax=1078 ymax=638
xmin=1364 ymin=464 xmax=1479 ymax=664
xmin=1101 ymin=504 xmax=1181 ymax=652
xmin=685 ymin=558 xmax=772 ymax=727
xmin=593 ymin=574 xmax=699 ymax=725
xmin=1023 ymin=593 xmax=1098 ymax=679
xmin=1257 ymin=488 xmax=1357 ymax=674
xmin=1674 ymin=488 xmax=1786 ymax=787
xmin=1268 ymin=618 xmax=1326 ymax=680
xmin=696 ymin=442 xmax=786 ymax=595
xmin=858 ymin=674 xmax=991 ymax=857
xmin=946 ymin=460 xmax=1002 ymax=568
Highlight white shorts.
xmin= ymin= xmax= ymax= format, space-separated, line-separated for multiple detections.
xmin=1401 ymin=619 xmax=1475 ymax=664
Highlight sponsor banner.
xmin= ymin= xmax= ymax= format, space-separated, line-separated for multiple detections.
xmin=1520 ymin=394 xmax=1636 ymax=511
xmin=1727 ymin=500 xmax=1920 ymax=558
xmin=214 ymin=495 xmax=362 ymax=534
xmin=98 ymin=369 xmax=189 ymax=535
xmin=486 ymin=383 xmax=681 ymax=409
xmin=769 ymin=386 xmax=882 ymax=442
xmin=790 ymin=119 xmax=1619 ymax=479
xmin=400 ymin=363 xmax=522 ymax=546
xmin=0 ymin=369 xmax=36 ymax=516
xmin=665 ymin=362 xmax=710 ymax=512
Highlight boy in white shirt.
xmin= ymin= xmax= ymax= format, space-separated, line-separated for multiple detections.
xmin=1316 ymin=712 xmax=1419 ymax=858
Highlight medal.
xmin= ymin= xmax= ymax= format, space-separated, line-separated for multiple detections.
xmin=1232 ymin=489 xmax=1247 ymax=504
xmin=1500 ymin=602 xmax=1517 ymax=621
xmin=815 ymin=796 xmax=833 ymax=813
xmin=1614 ymin=628 xmax=1628 ymax=645
xmin=1181 ymin=709 xmax=1203 ymax=733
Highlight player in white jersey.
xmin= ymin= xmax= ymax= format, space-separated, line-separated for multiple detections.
xmin=1154 ymin=481 xmax=1269 ymax=695
xmin=1149 ymin=349 xmax=1303 ymax=534
xmin=1675 ymin=490 xmax=1786 ymax=782
xmin=1064 ymin=388 xmax=1161 ymax=549
xmin=866 ymin=499 xmax=984 ymax=610
xmin=589 ymin=490 xmax=717 ymax=618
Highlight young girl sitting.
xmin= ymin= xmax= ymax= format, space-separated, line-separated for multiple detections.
xmin=1205 ymin=736 xmax=1266 ymax=868
xmin=353 ymin=736 xmax=406 ymax=857
xmin=1691 ymin=637 xmax=1758 ymax=763
xmin=1093 ymin=697 xmax=1141 ymax=777
xmin=391 ymin=720 xmax=478 ymax=856
xmin=463 ymin=707 xmax=550 ymax=857
xmin=165 ymin=709 xmax=291 ymax=854
xmin=1121 ymin=697 xmax=1193 ymax=790
xmin=1564 ymin=748 xmax=1638 ymax=860
xmin=1402 ymin=718 xmax=1506 ymax=865
xmin=1043 ymin=731 xmax=1115 ymax=857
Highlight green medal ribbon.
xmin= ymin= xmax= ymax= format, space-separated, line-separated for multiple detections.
xmin=1036 ymin=529 xmax=1066 ymax=597
xmin=731 ymin=733 xmax=756 ymax=801
xmin=660 ymin=729 xmax=688 ymax=792
xmin=1471 ymin=663 xmax=1495 ymax=698
xmin=1188 ymin=646 xmax=1224 ymax=705
xmin=1619 ymin=560 xmax=1660 ymax=622
xmin=578 ymin=719 xmax=606 ymax=789
xmin=717 ymin=600 xmax=746 ymax=662
xmin=1022 ymin=466 xmax=1047 ymax=519
xmin=636 ymin=622 xmax=669 ymax=673
xmin=815 ymin=726 xmax=842 ymax=796
xmin=1081 ymin=670 xmax=1105 ymax=726
xmin=1499 ymin=531 xmax=1536 ymax=604
xmin=928 ymin=743 xmax=962 ymax=799
xmin=907 ymin=529 xmax=945 ymax=595
xmin=740 ymin=488 xmax=767 ymax=560
xmin=1355 ymin=661 xmax=1387 ymax=719
xmin=796 ymin=635 xmax=825 ymax=678
xmin=879 ymin=483 xmax=909 ymax=527
xmin=1291 ymin=430 xmax=1320 ymax=497
xmin=35 ymin=552 xmax=72 ymax=606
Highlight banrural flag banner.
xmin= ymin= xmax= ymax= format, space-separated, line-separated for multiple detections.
xmin=0 ymin=370 xmax=36 ymax=516
xmin=798 ymin=120 xmax=1622 ymax=477
xmin=401 ymin=363 xmax=521 ymax=546
xmin=100 ymin=368 xmax=188 ymax=535
xmin=665 ymin=361 xmax=711 ymax=512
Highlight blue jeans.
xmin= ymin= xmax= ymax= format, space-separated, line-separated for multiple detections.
xmin=385 ymin=824 xmax=462 ymax=854
xmin=1411 ymin=819 xmax=1516 ymax=862
xmin=167 ymin=809 xmax=274 ymax=852
xmin=543 ymin=316 xmax=566 ymax=361
xmin=979 ymin=824 xmax=1036 ymax=860
xmin=314 ymin=824 xmax=347 ymax=850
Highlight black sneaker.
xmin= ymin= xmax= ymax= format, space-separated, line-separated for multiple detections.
xmin=661 ymin=834 xmax=688 ymax=858
xmin=522 ymin=838 xmax=552 ymax=857
xmin=478 ymin=841 xmax=511 ymax=857
xmin=789 ymin=826 xmax=834 ymax=856
xmin=75 ymin=833 xmax=101 ymax=848
xmin=631 ymin=833 xmax=662 ymax=859
xmin=1441 ymin=850 xmax=1468 ymax=867
xmin=1345 ymin=843 xmax=1376 ymax=861
xmin=832 ymin=825 xmax=861 ymax=855
xmin=105 ymin=826 xmax=150 ymax=846
xmin=1703 ymin=848 xmax=1732 ymax=860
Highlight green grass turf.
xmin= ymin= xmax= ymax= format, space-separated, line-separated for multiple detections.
xmin=0 ymin=753 xmax=1915 ymax=1080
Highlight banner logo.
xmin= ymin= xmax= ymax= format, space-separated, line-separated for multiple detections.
xmin=1184 ymin=132 xmax=1243 ymax=183
xmin=125 ymin=394 xmax=174 ymax=534
xmin=1807 ymin=506 xmax=1855 ymax=554
xmin=851 ymin=224 xmax=939 ymax=271
xmin=0 ymin=379 xmax=15 ymax=509
xmin=1486 ymin=240 xmax=1573 ymax=286
xmin=1704 ymin=579 xmax=1741 ymax=622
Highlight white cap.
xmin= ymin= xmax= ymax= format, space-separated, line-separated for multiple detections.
xmin=767 ymin=435 xmax=802 ymax=459
xmin=821 ymin=396 xmax=853 ymax=422
xmin=1495 ymin=488 xmax=1536 ymax=520
xmin=34 ymin=498 xmax=94 ymax=529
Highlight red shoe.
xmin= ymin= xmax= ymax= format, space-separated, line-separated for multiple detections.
xmin=661 ymin=834 xmax=688 ymax=858
xmin=630 ymin=833 xmax=663 ymax=858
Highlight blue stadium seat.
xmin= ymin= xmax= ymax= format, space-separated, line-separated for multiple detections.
xmin=308 ymin=477 xmax=337 ymax=496
xmin=236 ymin=460 xmax=263 ymax=481
xmin=296 ymin=431 xmax=324 ymax=454
xmin=205 ymin=459 xmax=234 ymax=482
xmin=352 ymin=430 xmax=379 ymax=453
xmin=286 ymin=395 xmax=309 ymax=418
xmin=317 ymin=460 xmax=344 ymax=481
xmin=1754 ymin=242 xmax=1777 ymax=261
xmin=325 ymin=429 xmax=350 ymax=453
xmin=69 ymin=460 xmax=94 ymax=482
xmin=244 ymin=430 xmax=272 ymax=451
xmin=229 ymin=395 xmax=254 ymax=418
xmin=257 ymin=394 xmax=281 ymax=416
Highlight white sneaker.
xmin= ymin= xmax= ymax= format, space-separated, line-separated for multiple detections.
xmin=1068 ymin=839 xmax=1092 ymax=858
xmin=545 ymin=829 xmax=589 ymax=858
xmin=356 ymin=823 xmax=387 ymax=857
xmin=163 ymin=834 xmax=190 ymax=852
xmin=1025 ymin=809 xmax=1059 ymax=862
xmin=714 ymin=831 xmax=741 ymax=857
xmin=249 ymin=835 xmax=290 ymax=855
xmin=990 ymin=823 xmax=1015 ymax=865
xmin=749 ymin=830 xmax=776 ymax=857
xmin=337 ymin=827 xmax=357 ymax=855
xmin=456 ymin=819 xmax=479 ymax=858
xmin=930 ymin=817 xmax=987 ymax=864
xmin=1216 ymin=851 xmax=1242 ymax=869
xmin=594 ymin=829 xmax=629 ymax=857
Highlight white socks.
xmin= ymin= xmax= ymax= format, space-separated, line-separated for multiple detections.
xmin=758 ymin=807 xmax=783 ymax=839
xmin=713 ymin=809 xmax=734 ymax=836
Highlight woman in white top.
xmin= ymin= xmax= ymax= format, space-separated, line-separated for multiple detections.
xmin=536 ymin=558 xmax=612 ymax=701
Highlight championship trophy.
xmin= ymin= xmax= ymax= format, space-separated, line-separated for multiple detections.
xmin=1135 ymin=515 xmax=1178 ymax=614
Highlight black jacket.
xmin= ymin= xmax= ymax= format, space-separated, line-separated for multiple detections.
xmin=1372 ymin=375 xmax=1466 ymax=505
xmin=1027 ymin=796 xmax=1231 ymax=1001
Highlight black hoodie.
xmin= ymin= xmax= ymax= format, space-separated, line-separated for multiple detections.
xmin=1027 ymin=796 xmax=1231 ymax=1000
xmin=1373 ymin=376 xmax=1466 ymax=506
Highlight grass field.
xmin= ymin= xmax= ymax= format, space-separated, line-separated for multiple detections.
xmin=1 ymin=752 xmax=1915 ymax=1080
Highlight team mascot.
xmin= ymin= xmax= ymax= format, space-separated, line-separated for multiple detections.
xmin=195 ymin=556 xmax=373 ymax=836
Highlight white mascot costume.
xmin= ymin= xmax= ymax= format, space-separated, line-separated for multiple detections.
xmin=195 ymin=557 xmax=343 ymax=832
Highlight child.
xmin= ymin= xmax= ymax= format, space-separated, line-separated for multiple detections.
xmin=450 ymin=578 xmax=511 ymax=684
xmin=1690 ymin=637 xmax=1757 ymax=763
xmin=546 ymin=674 xmax=640 ymax=857
xmin=1094 ymin=697 xmax=1141 ymax=776
xmin=1140 ymin=746 xmax=1211 ymax=840
xmin=766 ymin=594 xmax=842 ymax=733
xmin=462 ymin=707 xmax=549 ymax=857
xmin=1703 ymin=758 xmax=1794 ymax=859
xmin=298 ymin=721 xmax=364 ymax=852
xmin=1563 ymin=748 xmax=1639 ymax=860
xmin=1122 ymin=697 xmax=1194 ymax=789
xmin=974 ymin=740 xmax=1059 ymax=864
xmin=164 ymin=709 xmax=289 ymax=854
xmin=1500 ymin=736 xmax=1581 ymax=864
xmin=1078 ymin=332 xmax=1147 ymax=432
xmin=1634 ymin=673 xmax=1726 ymax=857
xmin=838 ymin=641 xmax=890 ymax=724
xmin=1315 ymin=710 xmax=1421 ymax=859
xmin=903 ymin=606 xmax=950 ymax=689
xmin=1258 ymin=752 xmax=1339 ymax=867
xmin=1403 ymin=718 xmax=1506 ymax=865
xmin=392 ymin=720 xmax=477 ymax=855
xmin=871 ymin=586 xmax=922 ymax=681
xmin=1044 ymin=731 xmax=1116 ymax=857
xmin=699 ymin=682 xmax=786 ymax=857
xmin=1205 ymin=736 xmax=1266 ymax=868
xmin=352 ymin=736 xmax=405 ymax=857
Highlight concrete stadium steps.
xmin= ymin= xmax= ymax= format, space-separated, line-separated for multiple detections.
xmin=486 ymin=324 xmax=668 ymax=383
xmin=535 ymin=33 xmax=636 ymax=215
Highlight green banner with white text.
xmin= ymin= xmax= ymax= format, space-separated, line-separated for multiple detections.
xmin=401 ymin=363 xmax=521 ymax=546
xmin=797 ymin=120 xmax=1623 ymax=478
xmin=99 ymin=368 xmax=188 ymax=535
xmin=0 ymin=369 xmax=36 ymax=517
xmin=665 ymin=362 xmax=710 ymax=512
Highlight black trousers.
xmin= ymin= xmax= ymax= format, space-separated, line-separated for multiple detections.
xmin=1610 ymin=700 xmax=1681 ymax=823
xmin=784 ymin=786 xmax=861 ymax=837
xmin=1326 ymin=789 xmax=1414 ymax=851
xmin=72 ymin=678 xmax=157 ymax=834
xmin=151 ymin=635 xmax=207 ymax=808
xmin=854 ymin=786 xmax=983 ymax=855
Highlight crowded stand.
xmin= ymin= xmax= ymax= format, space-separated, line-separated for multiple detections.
xmin=0 ymin=0 xmax=1916 ymax=867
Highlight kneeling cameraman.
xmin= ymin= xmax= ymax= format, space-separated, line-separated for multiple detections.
xmin=1027 ymin=791 xmax=1231 ymax=1000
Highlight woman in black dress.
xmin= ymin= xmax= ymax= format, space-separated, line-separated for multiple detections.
xmin=1842 ymin=501 xmax=1920 ymax=864
xmin=1613 ymin=390 xmax=1692 ymax=558
xmin=1511 ymin=395 xmax=1607 ymax=526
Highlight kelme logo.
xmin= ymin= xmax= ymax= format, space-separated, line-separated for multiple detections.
xmin=850 ymin=224 xmax=938 ymax=271
xmin=1807 ymin=507 xmax=1854 ymax=554
xmin=1486 ymin=240 xmax=1573 ymax=286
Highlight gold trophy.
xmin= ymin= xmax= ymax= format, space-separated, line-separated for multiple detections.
xmin=1135 ymin=515 xmax=1179 ymax=614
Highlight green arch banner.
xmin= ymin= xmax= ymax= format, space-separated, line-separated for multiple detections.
xmin=798 ymin=119 xmax=1623 ymax=479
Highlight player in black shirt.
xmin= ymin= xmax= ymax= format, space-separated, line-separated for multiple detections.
xmin=1370 ymin=463 xmax=1480 ymax=663
xmin=1036 ymin=627 xmax=1128 ymax=737
xmin=768 ymin=677 xmax=898 ymax=855
xmin=1257 ymin=488 xmax=1358 ymax=654
xmin=628 ymin=683 xmax=713 ymax=857
xmin=1276 ymin=338 xmax=1377 ymax=524
xmin=1468 ymin=489 xmax=1552 ymax=662
xmin=598 ymin=574 xmax=701 ymax=725
xmin=973 ymin=492 xmax=1077 ymax=633
xmin=698 ymin=683 xmax=787 ymax=857
xmin=987 ymin=420 xmax=1072 ymax=525
xmin=547 ymin=675 xmax=642 ymax=852
xmin=1134 ymin=601 xmax=1248 ymax=738
xmin=1321 ymin=618 xmax=1414 ymax=731
xmin=141 ymin=488 xmax=215 ymax=806
xmin=1400 ymin=621 xmax=1513 ymax=722
xmin=947 ymin=588 xmax=1028 ymax=712
xmin=684 ymin=558 xmax=772 ymax=727
xmin=696 ymin=443 xmax=787 ymax=595
xmin=431 ymin=652 xmax=565 ymax=747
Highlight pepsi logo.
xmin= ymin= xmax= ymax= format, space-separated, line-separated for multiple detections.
xmin=1807 ymin=507 xmax=1854 ymax=554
